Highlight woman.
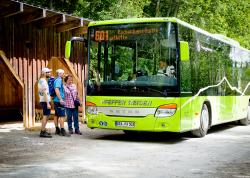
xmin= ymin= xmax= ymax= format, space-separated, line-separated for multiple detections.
xmin=64 ymin=74 xmax=82 ymax=135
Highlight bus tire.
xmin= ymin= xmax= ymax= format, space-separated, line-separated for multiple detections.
xmin=191 ymin=104 xmax=210 ymax=137
xmin=239 ymin=104 xmax=250 ymax=125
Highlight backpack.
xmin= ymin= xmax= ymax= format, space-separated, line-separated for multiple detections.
xmin=48 ymin=77 xmax=56 ymax=97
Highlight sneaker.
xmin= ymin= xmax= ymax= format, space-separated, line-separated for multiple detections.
xmin=55 ymin=127 xmax=60 ymax=135
xmin=45 ymin=130 xmax=51 ymax=136
xmin=69 ymin=129 xmax=74 ymax=134
xmin=40 ymin=130 xmax=52 ymax=138
xmin=75 ymin=130 xmax=82 ymax=135
xmin=45 ymin=130 xmax=52 ymax=136
xmin=60 ymin=128 xmax=71 ymax=137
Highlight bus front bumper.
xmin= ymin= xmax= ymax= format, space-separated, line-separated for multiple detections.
xmin=86 ymin=113 xmax=180 ymax=132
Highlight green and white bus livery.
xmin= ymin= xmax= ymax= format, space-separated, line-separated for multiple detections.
xmin=66 ymin=18 xmax=250 ymax=137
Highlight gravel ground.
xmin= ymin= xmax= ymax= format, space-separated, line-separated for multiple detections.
xmin=1 ymin=121 xmax=250 ymax=178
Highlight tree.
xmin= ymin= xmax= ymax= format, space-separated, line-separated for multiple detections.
xmin=177 ymin=0 xmax=250 ymax=48
xmin=144 ymin=0 xmax=180 ymax=17
xmin=20 ymin=0 xmax=78 ymax=13
xmin=75 ymin=0 xmax=150 ymax=20
xmin=20 ymin=0 xmax=250 ymax=49
xmin=143 ymin=0 xmax=249 ymax=49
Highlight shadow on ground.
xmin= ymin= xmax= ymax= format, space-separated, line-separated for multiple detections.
xmin=92 ymin=121 xmax=242 ymax=144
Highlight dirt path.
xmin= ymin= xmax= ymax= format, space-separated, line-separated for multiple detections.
xmin=1 ymin=122 xmax=250 ymax=178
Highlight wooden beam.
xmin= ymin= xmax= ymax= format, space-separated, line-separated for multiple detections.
xmin=19 ymin=9 xmax=46 ymax=24
xmin=0 ymin=2 xmax=24 ymax=18
xmin=0 ymin=0 xmax=15 ymax=7
xmin=0 ymin=50 xmax=23 ymax=87
xmin=56 ymin=18 xmax=85 ymax=33
xmin=37 ymin=14 xmax=66 ymax=28
xmin=72 ymin=27 xmax=88 ymax=35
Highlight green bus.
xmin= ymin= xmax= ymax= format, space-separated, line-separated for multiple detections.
xmin=66 ymin=18 xmax=250 ymax=137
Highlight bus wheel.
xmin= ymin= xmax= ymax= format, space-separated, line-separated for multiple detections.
xmin=239 ymin=104 xmax=250 ymax=125
xmin=191 ymin=104 xmax=210 ymax=137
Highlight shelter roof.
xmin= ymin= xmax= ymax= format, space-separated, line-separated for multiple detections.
xmin=0 ymin=0 xmax=92 ymax=34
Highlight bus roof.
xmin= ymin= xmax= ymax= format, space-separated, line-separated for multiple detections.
xmin=174 ymin=18 xmax=249 ymax=50
xmin=88 ymin=17 xmax=177 ymax=27
xmin=88 ymin=17 xmax=249 ymax=51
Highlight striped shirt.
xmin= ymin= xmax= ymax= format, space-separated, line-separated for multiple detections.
xmin=64 ymin=84 xmax=78 ymax=108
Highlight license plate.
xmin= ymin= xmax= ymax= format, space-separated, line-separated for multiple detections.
xmin=115 ymin=121 xmax=135 ymax=128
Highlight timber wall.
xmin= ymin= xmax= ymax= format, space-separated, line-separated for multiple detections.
xmin=0 ymin=50 xmax=24 ymax=121
xmin=0 ymin=15 xmax=88 ymax=127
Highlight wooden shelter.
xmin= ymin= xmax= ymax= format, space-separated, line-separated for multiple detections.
xmin=0 ymin=0 xmax=91 ymax=128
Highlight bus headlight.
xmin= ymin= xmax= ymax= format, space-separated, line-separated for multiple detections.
xmin=87 ymin=106 xmax=98 ymax=114
xmin=155 ymin=104 xmax=177 ymax=117
xmin=86 ymin=102 xmax=98 ymax=115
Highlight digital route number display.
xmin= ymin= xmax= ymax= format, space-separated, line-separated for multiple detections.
xmin=94 ymin=27 xmax=161 ymax=41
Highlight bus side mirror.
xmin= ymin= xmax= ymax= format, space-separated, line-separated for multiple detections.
xmin=180 ymin=41 xmax=190 ymax=61
xmin=65 ymin=36 xmax=87 ymax=59
xmin=65 ymin=41 xmax=72 ymax=59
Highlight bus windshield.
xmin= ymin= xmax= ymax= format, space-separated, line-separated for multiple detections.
xmin=88 ymin=22 xmax=178 ymax=97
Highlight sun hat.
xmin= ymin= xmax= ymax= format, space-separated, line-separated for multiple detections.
xmin=41 ymin=67 xmax=52 ymax=74
xmin=56 ymin=69 xmax=65 ymax=74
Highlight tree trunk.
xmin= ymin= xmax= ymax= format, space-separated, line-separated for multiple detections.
xmin=173 ymin=0 xmax=179 ymax=17
xmin=156 ymin=0 xmax=161 ymax=17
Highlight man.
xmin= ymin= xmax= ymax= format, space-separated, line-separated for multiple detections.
xmin=53 ymin=69 xmax=70 ymax=137
xmin=157 ymin=60 xmax=175 ymax=77
xmin=38 ymin=67 xmax=52 ymax=138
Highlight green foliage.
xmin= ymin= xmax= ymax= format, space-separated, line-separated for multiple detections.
xmin=20 ymin=0 xmax=78 ymax=13
xmin=143 ymin=0 xmax=180 ymax=17
xmin=75 ymin=0 xmax=150 ymax=20
xmin=21 ymin=0 xmax=250 ymax=49
xmin=177 ymin=0 xmax=250 ymax=49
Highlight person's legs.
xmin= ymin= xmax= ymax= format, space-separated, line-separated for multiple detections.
xmin=58 ymin=117 xmax=65 ymax=129
xmin=72 ymin=108 xmax=79 ymax=130
xmin=54 ymin=115 xmax=58 ymax=127
xmin=58 ymin=116 xmax=70 ymax=136
xmin=73 ymin=108 xmax=81 ymax=134
xmin=54 ymin=115 xmax=60 ymax=134
xmin=56 ymin=104 xmax=70 ymax=137
xmin=54 ymin=102 xmax=61 ymax=134
xmin=40 ymin=102 xmax=52 ymax=138
xmin=41 ymin=115 xmax=48 ymax=131
xmin=66 ymin=108 xmax=73 ymax=134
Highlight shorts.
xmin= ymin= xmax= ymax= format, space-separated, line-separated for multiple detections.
xmin=40 ymin=102 xmax=51 ymax=116
xmin=54 ymin=102 xmax=66 ymax=117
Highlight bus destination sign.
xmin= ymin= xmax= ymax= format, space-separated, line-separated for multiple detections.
xmin=94 ymin=27 xmax=160 ymax=41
